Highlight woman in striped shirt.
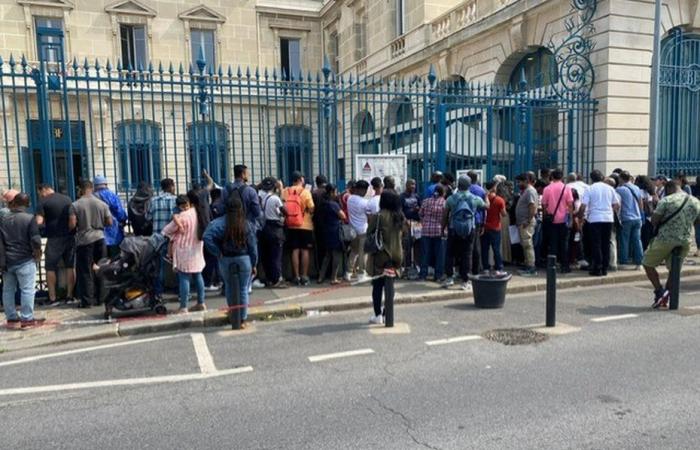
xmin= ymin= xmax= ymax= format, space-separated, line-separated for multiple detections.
xmin=163 ymin=192 xmax=207 ymax=313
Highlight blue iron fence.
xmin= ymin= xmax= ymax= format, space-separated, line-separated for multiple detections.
xmin=1 ymin=31 xmax=598 ymax=204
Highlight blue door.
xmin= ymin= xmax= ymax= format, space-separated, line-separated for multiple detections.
xmin=276 ymin=125 xmax=312 ymax=186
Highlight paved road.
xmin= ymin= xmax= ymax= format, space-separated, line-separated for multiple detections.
xmin=1 ymin=279 xmax=700 ymax=449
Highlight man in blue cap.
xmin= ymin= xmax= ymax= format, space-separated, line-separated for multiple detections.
xmin=93 ymin=175 xmax=127 ymax=257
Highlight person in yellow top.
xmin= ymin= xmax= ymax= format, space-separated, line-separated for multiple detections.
xmin=282 ymin=171 xmax=315 ymax=286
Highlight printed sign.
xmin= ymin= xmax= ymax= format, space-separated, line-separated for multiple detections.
xmin=456 ymin=169 xmax=484 ymax=185
xmin=354 ymin=154 xmax=407 ymax=194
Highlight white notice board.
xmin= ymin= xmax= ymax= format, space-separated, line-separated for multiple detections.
xmin=456 ymin=169 xmax=484 ymax=185
xmin=354 ymin=154 xmax=407 ymax=193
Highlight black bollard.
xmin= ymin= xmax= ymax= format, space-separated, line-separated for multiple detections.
xmin=669 ymin=247 xmax=683 ymax=311
xmin=229 ymin=263 xmax=242 ymax=330
xmin=546 ymin=255 xmax=557 ymax=327
xmin=384 ymin=276 xmax=394 ymax=328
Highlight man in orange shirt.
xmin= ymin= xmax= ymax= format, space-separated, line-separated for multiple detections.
xmin=481 ymin=180 xmax=507 ymax=275
xmin=282 ymin=171 xmax=315 ymax=286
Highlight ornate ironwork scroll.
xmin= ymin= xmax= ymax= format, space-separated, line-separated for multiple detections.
xmin=548 ymin=0 xmax=597 ymax=98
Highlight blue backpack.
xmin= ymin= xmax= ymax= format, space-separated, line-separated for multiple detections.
xmin=450 ymin=195 xmax=475 ymax=238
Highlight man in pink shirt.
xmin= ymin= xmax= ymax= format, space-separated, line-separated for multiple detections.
xmin=541 ymin=168 xmax=574 ymax=273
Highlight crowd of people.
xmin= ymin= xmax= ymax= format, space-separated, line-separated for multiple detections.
xmin=1 ymin=164 xmax=699 ymax=328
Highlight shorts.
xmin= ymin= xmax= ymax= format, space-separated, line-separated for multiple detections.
xmin=642 ymin=239 xmax=689 ymax=269
xmin=286 ymin=229 xmax=314 ymax=250
xmin=45 ymin=235 xmax=76 ymax=271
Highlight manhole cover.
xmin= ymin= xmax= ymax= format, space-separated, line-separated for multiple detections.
xmin=482 ymin=328 xmax=548 ymax=346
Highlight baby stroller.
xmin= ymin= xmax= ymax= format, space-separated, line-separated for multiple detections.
xmin=97 ymin=234 xmax=168 ymax=320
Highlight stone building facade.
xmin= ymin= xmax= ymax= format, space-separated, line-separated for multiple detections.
xmin=0 ymin=0 xmax=698 ymax=198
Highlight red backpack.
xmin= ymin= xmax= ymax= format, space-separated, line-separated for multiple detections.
xmin=285 ymin=188 xmax=304 ymax=228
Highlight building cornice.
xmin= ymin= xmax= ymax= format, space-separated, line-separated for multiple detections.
xmin=17 ymin=0 xmax=74 ymax=9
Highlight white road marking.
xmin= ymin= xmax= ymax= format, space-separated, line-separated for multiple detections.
xmin=0 ymin=333 xmax=187 ymax=369
xmin=308 ymin=348 xmax=375 ymax=363
xmin=191 ymin=333 xmax=217 ymax=374
xmin=425 ymin=335 xmax=482 ymax=346
xmin=0 ymin=367 xmax=254 ymax=397
xmin=684 ymin=305 xmax=700 ymax=310
xmin=591 ymin=314 xmax=639 ymax=323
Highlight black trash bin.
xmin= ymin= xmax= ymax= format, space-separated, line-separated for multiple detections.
xmin=469 ymin=273 xmax=512 ymax=309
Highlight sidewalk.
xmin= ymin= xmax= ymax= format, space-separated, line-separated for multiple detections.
xmin=2 ymin=259 xmax=699 ymax=352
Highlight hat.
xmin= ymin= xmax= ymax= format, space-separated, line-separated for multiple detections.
xmin=2 ymin=189 xmax=19 ymax=204
xmin=94 ymin=175 xmax=108 ymax=186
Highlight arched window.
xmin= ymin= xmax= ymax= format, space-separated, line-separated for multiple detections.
xmin=386 ymin=96 xmax=417 ymax=150
xmin=187 ymin=122 xmax=229 ymax=185
xmin=439 ymin=75 xmax=469 ymax=104
xmin=276 ymin=125 xmax=312 ymax=186
xmin=508 ymin=48 xmax=557 ymax=93
xmin=355 ymin=111 xmax=378 ymax=154
xmin=115 ymin=120 xmax=161 ymax=190
xmin=658 ymin=28 xmax=700 ymax=173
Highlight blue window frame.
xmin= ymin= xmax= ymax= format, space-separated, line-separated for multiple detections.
xmin=280 ymin=38 xmax=301 ymax=79
xmin=120 ymin=24 xmax=148 ymax=70
xmin=188 ymin=122 xmax=229 ymax=185
xmin=191 ymin=29 xmax=216 ymax=72
xmin=116 ymin=120 xmax=162 ymax=190
xmin=35 ymin=17 xmax=63 ymax=63
xmin=276 ymin=125 xmax=312 ymax=186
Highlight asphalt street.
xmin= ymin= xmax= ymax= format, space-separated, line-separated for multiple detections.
xmin=1 ymin=278 xmax=700 ymax=450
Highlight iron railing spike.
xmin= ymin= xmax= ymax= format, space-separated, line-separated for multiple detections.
xmin=218 ymin=64 xmax=223 ymax=77
xmin=106 ymin=59 xmax=112 ymax=71
xmin=72 ymin=57 xmax=78 ymax=70
xmin=237 ymin=66 xmax=242 ymax=77
xmin=8 ymin=54 xmax=15 ymax=66
xmin=178 ymin=62 xmax=184 ymax=74
xmin=227 ymin=65 xmax=233 ymax=77
xmin=245 ymin=66 xmax=251 ymax=78
xmin=20 ymin=54 xmax=27 ymax=67
xmin=264 ymin=67 xmax=269 ymax=79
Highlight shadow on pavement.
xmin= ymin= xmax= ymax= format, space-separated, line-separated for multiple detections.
xmin=443 ymin=303 xmax=479 ymax=312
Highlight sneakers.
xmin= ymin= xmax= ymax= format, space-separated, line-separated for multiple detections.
xmin=300 ymin=277 xmax=311 ymax=287
xmin=441 ymin=277 xmax=455 ymax=289
xmin=356 ymin=273 xmax=369 ymax=284
xmin=177 ymin=307 xmax=189 ymax=314
xmin=205 ymin=284 xmax=221 ymax=292
xmin=252 ymin=279 xmax=266 ymax=289
xmin=270 ymin=280 xmax=288 ymax=289
xmin=493 ymin=270 xmax=508 ymax=278
xmin=460 ymin=282 xmax=472 ymax=291
xmin=343 ymin=272 xmax=353 ymax=282
xmin=519 ymin=268 xmax=537 ymax=277
xmin=20 ymin=318 xmax=46 ymax=329
xmin=189 ymin=303 xmax=207 ymax=312
xmin=652 ymin=288 xmax=670 ymax=309
xmin=369 ymin=315 xmax=384 ymax=325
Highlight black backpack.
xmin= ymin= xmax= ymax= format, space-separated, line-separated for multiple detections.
xmin=128 ymin=194 xmax=153 ymax=236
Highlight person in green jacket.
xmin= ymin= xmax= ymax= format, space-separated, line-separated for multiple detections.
xmin=366 ymin=191 xmax=404 ymax=325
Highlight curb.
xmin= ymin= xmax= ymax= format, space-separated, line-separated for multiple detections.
xmin=4 ymin=267 xmax=699 ymax=352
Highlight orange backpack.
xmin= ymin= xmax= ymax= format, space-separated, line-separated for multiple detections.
xmin=285 ymin=188 xmax=304 ymax=228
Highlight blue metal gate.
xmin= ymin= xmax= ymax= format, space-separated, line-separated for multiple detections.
xmin=657 ymin=28 xmax=700 ymax=175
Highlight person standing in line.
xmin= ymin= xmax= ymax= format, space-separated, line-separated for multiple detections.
xmin=204 ymin=196 xmax=257 ymax=329
xmin=340 ymin=181 xmax=355 ymax=223
xmin=400 ymin=179 xmax=421 ymax=277
xmin=147 ymin=178 xmax=178 ymax=299
xmin=579 ymin=170 xmax=620 ymax=277
xmin=346 ymin=180 xmax=370 ymax=282
xmin=225 ymin=164 xmax=263 ymax=227
xmin=605 ymin=176 xmax=622 ymax=272
xmin=282 ymin=171 xmax=315 ymax=286
xmin=0 ymin=189 xmax=18 ymax=219
xmin=93 ymin=176 xmax=127 ymax=257
xmin=316 ymin=184 xmax=346 ymax=285
xmin=128 ymin=181 xmax=154 ymax=237
xmin=366 ymin=177 xmax=383 ymax=216
xmin=643 ymin=180 xmax=700 ymax=308
xmin=258 ymin=177 xmax=287 ymax=288
xmin=71 ymin=181 xmax=112 ymax=308
xmin=541 ymin=169 xmax=574 ymax=274
xmin=515 ymin=173 xmax=539 ymax=276
xmin=366 ymin=191 xmax=404 ymax=325
xmin=616 ymin=171 xmax=644 ymax=269
xmin=36 ymin=183 xmax=76 ymax=305
xmin=0 ymin=192 xmax=44 ymax=329
xmin=162 ymin=192 xmax=207 ymax=314
xmin=419 ymin=185 xmax=447 ymax=281
xmin=311 ymin=175 xmax=329 ymax=280
xmin=383 ymin=176 xmax=397 ymax=194
xmin=442 ymin=176 xmax=487 ymax=290
xmin=481 ymin=180 xmax=507 ymax=275
xmin=424 ymin=171 xmax=444 ymax=199
xmin=467 ymin=171 xmax=487 ymax=275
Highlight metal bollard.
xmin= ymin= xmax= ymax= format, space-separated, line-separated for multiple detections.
xmin=229 ymin=263 xmax=242 ymax=330
xmin=546 ymin=255 xmax=557 ymax=327
xmin=384 ymin=276 xmax=394 ymax=328
xmin=669 ymin=247 xmax=683 ymax=311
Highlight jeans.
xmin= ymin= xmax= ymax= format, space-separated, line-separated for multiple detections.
xmin=319 ymin=249 xmax=343 ymax=282
xmin=220 ymin=256 xmax=252 ymax=320
xmin=445 ymin=231 xmax=475 ymax=281
xmin=260 ymin=224 xmax=284 ymax=284
xmin=372 ymin=276 xmax=395 ymax=317
xmin=348 ymin=234 xmax=366 ymax=275
xmin=481 ymin=229 xmax=503 ymax=271
xmin=518 ymin=221 xmax=536 ymax=269
xmin=154 ymin=244 xmax=168 ymax=297
xmin=544 ymin=222 xmax=570 ymax=271
xmin=2 ymin=260 xmax=36 ymax=321
xmin=471 ymin=225 xmax=483 ymax=275
xmin=589 ymin=222 xmax=613 ymax=274
xmin=177 ymin=272 xmax=205 ymax=309
xmin=420 ymin=236 xmax=445 ymax=279
xmin=203 ymin=246 xmax=221 ymax=287
xmin=619 ymin=219 xmax=643 ymax=265
xmin=76 ymin=239 xmax=106 ymax=306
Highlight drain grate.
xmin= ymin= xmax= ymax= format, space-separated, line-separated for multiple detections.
xmin=482 ymin=328 xmax=548 ymax=346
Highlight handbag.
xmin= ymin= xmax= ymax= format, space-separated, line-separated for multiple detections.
xmin=363 ymin=215 xmax=384 ymax=254
xmin=542 ymin=184 xmax=566 ymax=226
xmin=339 ymin=223 xmax=357 ymax=245
xmin=651 ymin=195 xmax=690 ymax=238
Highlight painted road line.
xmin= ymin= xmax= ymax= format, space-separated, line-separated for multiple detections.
xmin=308 ymin=348 xmax=375 ymax=363
xmin=0 ymin=333 xmax=187 ymax=369
xmin=191 ymin=333 xmax=217 ymax=374
xmin=591 ymin=314 xmax=639 ymax=323
xmin=684 ymin=305 xmax=700 ymax=310
xmin=425 ymin=335 xmax=482 ymax=346
xmin=0 ymin=367 xmax=254 ymax=397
